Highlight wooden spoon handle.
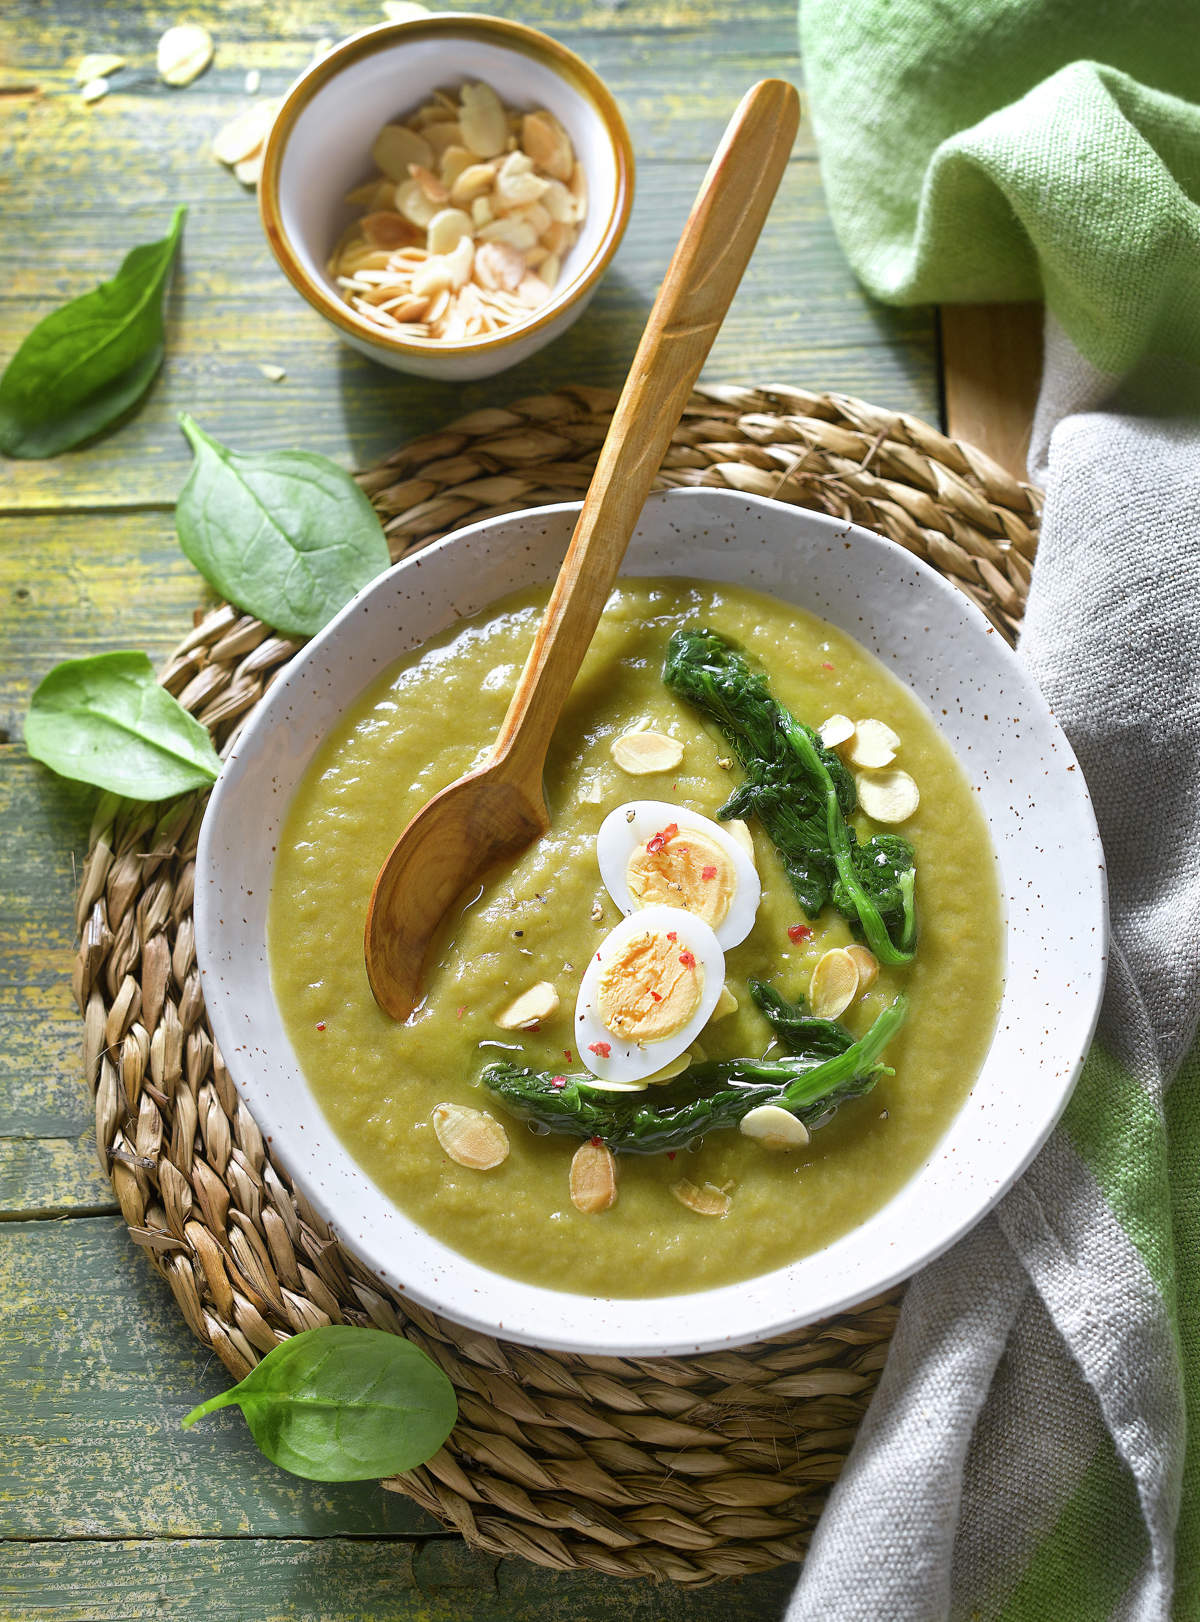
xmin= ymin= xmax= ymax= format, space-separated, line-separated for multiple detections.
xmin=493 ymin=78 xmax=800 ymax=778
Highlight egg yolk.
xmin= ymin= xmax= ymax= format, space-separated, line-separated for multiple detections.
xmin=626 ymin=828 xmax=737 ymax=931
xmin=595 ymin=928 xmax=704 ymax=1043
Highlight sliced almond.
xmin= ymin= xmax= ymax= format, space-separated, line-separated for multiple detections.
xmin=818 ymin=713 xmax=855 ymax=749
xmin=382 ymin=0 xmax=432 ymax=18
xmin=157 ymin=23 xmax=213 ymax=86
xmin=212 ymin=99 xmax=277 ymax=166
xmin=76 ymin=53 xmax=126 ymax=83
xmin=80 ymin=77 xmax=110 ymax=104
xmin=494 ymin=981 xmax=559 ymax=1030
xmin=448 ymin=161 xmax=496 ymax=206
xmin=257 ymin=363 xmax=286 ymax=383
xmin=439 ymin=145 xmax=474 ymax=189
xmin=857 ymin=768 xmax=920 ymax=825
xmin=495 ymin=150 xmax=549 ymax=209
xmin=809 ymin=946 xmax=859 ymax=1020
xmin=646 ymin=1050 xmax=692 ymax=1084
xmin=431 ymin=1102 xmax=509 ymax=1170
xmin=569 ymin=1140 xmax=617 ymax=1213
xmin=848 ymin=718 xmax=900 ymax=769
xmin=473 ymin=239 xmax=526 ymax=293
xmin=671 ymin=1178 xmax=731 ymax=1217
xmin=459 ymin=82 xmax=508 ymax=157
xmin=711 ymin=983 xmax=739 ymax=1021
xmin=540 ymin=182 xmax=574 ymax=227
xmin=520 ymin=109 xmax=574 ymax=182
xmin=844 ymin=944 xmax=879 ymax=992
xmin=424 ymin=120 xmax=465 ymax=157
xmin=426 ymin=206 xmax=473 ymax=257
xmin=725 ymin=819 xmax=755 ymax=860
xmin=739 ymin=1104 xmax=810 ymax=1150
xmin=244 ymin=68 xmax=261 ymax=94
xmin=471 ymin=194 xmax=494 ymax=228
xmin=394 ymin=178 xmax=440 ymax=228
xmin=409 ymin=163 xmax=450 ymax=205
xmin=538 ymin=252 xmax=561 ymax=290
xmin=233 ymin=151 xmax=263 ymax=187
xmin=361 ymin=210 xmax=419 ymax=250
xmin=478 ymin=216 xmax=538 ymax=251
xmin=370 ymin=123 xmax=433 ymax=179
xmin=610 ymin=730 xmax=684 ymax=775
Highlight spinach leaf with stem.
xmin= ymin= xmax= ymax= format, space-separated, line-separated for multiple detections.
xmin=175 ymin=415 xmax=392 ymax=640
xmin=24 ymin=650 xmax=220 ymax=800
xmin=482 ymin=996 xmax=907 ymax=1155
xmin=0 ymin=207 xmax=185 ymax=459
xmin=181 ymin=1326 xmax=458 ymax=1482
xmin=664 ymin=628 xmax=917 ymax=964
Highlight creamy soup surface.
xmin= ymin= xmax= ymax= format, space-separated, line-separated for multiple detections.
xmin=269 ymin=578 xmax=1004 ymax=1297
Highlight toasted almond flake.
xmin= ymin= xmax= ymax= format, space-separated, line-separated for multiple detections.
xmin=157 ymin=23 xmax=213 ymax=86
xmin=538 ymin=252 xmax=561 ymax=290
xmin=584 ymin=1076 xmax=648 ymax=1093
xmin=395 ymin=177 xmax=440 ymax=228
xmin=845 ymin=944 xmax=879 ymax=991
xmin=371 ymin=123 xmax=434 ymax=180
xmin=725 ymin=819 xmax=755 ymax=861
xmin=809 ymin=946 xmax=860 ymax=1019
xmin=80 ymin=77 xmax=110 ymax=103
xmin=244 ymin=68 xmax=260 ymax=94
xmin=382 ymin=0 xmax=431 ymax=18
xmin=740 ymin=1104 xmax=810 ymax=1151
xmin=610 ymin=730 xmax=684 ymax=775
xmin=257 ymin=362 xmax=286 ymax=382
xmin=76 ymin=53 xmax=126 ymax=83
xmin=474 ymin=239 xmax=526 ymax=293
xmin=711 ymin=983 xmax=739 ymax=1021
xmin=440 ymin=145 xmax=474 ymax=188
xmin=520 ymin=109 xmax=574 ymax=182
xmin=212 ymin=99 xmax=277 ymax=165
xmin=569 ymin=1140 xmax=618 ymax=1212
xmin=471 ymin=194 xmax=494 ymax=228
xmin=848 ymin=717 xmax=901 ymax=769
xmin=671 ymin=1178 xmax=731 ymax=1217
xmin=857 ymin=768 xmax=920 ymax=824
xmin=495 ymin=149 xmax=549 ymax=209
xmin=360 ymin=210 xmax=419 ymax=250
xmin=819 ymin=713 xmax=855 ymax=749
xmin=410 ymin=162 xmax=450 ymax=205
xmin=646 ymin=1050 xmax=692 ymax=1084
xmin=494 ymin=981 xmax=559 ymax=1030
xmin=233 ymin=151 xmax=264 ymax=187
xmin=460 ymin=81 xmax=508 ymax=157
xmin=427 ymin=206 xmax=473 ymax=257
xmin=448 ymin=161 xmax=498 ymax=206
xmin=313 ymin=37 xmax=334 ymax=57
xmin=431 ymin=1102 xmax=509 ymax=1170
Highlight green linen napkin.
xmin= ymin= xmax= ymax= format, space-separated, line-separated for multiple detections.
xmin=787 ymin=5 xmax=1200 ymax=1619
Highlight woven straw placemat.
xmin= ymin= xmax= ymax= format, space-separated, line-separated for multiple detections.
xmin=75 ymin=382 xmax=1040 ymax=1585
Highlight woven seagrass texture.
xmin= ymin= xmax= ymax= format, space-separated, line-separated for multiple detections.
xmin=76 ymin=383 xmax=1041 ymax=1586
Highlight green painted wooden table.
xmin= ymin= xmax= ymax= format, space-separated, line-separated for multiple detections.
xmin=0 ymin=2 xmax=940 ymax=1616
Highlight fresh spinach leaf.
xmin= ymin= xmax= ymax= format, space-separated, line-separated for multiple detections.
xmin=24 ymin=650 xmax=220 ymax=800
xmin=181 ymin=1325 xmax=458 ymax=1481
xmin=0 ymin=207 xmax=185 ymax=459
xmin=175 ymin=414 xmax=391 ymax=640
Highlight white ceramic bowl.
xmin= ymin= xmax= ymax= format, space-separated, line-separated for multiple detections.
xmin=197 ymin=488 xmax=1107 ymax=1356
xmin=259 ymin=16 xmax=634 ymax=380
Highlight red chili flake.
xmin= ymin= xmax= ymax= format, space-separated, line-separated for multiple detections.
xmin=679 ymin=950 xmax=697 ymax=969
xmin=667 ymin=930 xmax=678 ymax=942
xmin=649 ymin=988 xmax=663 ymax=1003
xmin=588 ymin=1041 xmax=611 ymax=1058
xmin=590 ymin=1135 xmax=602 ymax=1147
xmin=563 ymin=1050 xmax=573 ymax=1063
xmin=667 ymin=1151 xmax=677 ymax=1161
xmin=646 ymin=821 xmax=679 ymax=855
xmin=788 ymin=923 xmax=813 ymax=943
xmin=315 ymin=1021 xmax=326 ymax=1031
xmin=550 ymin=1075 xmax=567 ymax=1090
xmin=456 ymin=1006 xmax=465 ymax=1020
xmin=701 ymin=865 xmax=718 ymax=881
xmin=822 ymin=661 xmax=834 ymax=670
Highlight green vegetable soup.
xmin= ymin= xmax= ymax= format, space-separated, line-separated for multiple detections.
xmin=269 ymin=579 xmax=1003 ymax=1296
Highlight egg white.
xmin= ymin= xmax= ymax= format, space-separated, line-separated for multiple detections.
xmin=595 ymin=800 xmax=762 ymax=949
xmin=575 ymin=905 xmax=726 ymax=1087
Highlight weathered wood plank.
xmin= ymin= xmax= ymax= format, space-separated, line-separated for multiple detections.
xmin=0 ymin=1216 xmax=438 ymax=1537
xmin=0 ymin=1534 xmax=799 ymax=1621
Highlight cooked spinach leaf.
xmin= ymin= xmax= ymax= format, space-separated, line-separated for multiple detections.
xmin=664 ymin=628 xmax=917 ymax=964
xmin=24 ymin=651 xmax=220 ymax=800
xmin=482 ymin=996 xmax=907 ymax=1154
xmin=182 ymin=1325 xmax=457 ymax=1482
xmin=175 ymin=414 xmax=391 ymax=640
xmin=0 ymin=207 xmax=185 ymax=459
xmin=747 ymin=977 xmax=856 ymax=1058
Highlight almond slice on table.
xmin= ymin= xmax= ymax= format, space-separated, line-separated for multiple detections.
xmin=740 ymin=1104 xmax=810 ymax=1150
xmin=570 ymin=1141 xmax=618 ymax=1213
xmin=671 ymin=1179 xmax=732 ymax=1217
xmin=818 ymin=713 xmax=855 ymax=749
xmin=844 ymin=944 xmax=879 ymax=991
xmin=857 ymin=768 xmax=920 ymax=825
xmin=212 ymin=99 xmax=278 ymax=167
xmin=494 ymin=981 xmax=559 ymax=1030
xmin=610 ymin=730 xmax=684 ymax=775
xmin=431 ymin=1103 xmax=509 ymax=1170
xmin=157 ymin=23 xmax=213 ymax=86
xmin=80 ymin=78 xmax=110 ymax=104
xmin=847 ymin=718 xmax=900 ymax=769
xmin=233 ymin=152 xmax=264 ymax=188
xmin=809 ymin=946 xmax=859 ymax=1019
xmin=76 ymin=52 xmax=127 ymax=82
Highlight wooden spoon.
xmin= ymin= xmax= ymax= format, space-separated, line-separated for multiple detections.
xmin=365 ymin=79 xmax=801 ymax=1020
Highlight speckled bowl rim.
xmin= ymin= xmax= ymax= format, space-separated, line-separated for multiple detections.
xmin=258 ymin=16 xmax=635 ymax=357
xmin=196 ymin=488 xmax=1108 ymax=1355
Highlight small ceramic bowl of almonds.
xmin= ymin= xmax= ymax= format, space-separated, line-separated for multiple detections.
xmin=259 ymin=16 xmax=634 ymax=379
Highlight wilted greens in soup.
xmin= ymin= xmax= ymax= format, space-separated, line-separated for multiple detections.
xmin=268 ymin=578 xmax=1003 ymax=1297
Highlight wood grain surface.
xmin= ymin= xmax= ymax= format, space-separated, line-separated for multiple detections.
xmin=1 ymin=0 xmax=956 ymax=1617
